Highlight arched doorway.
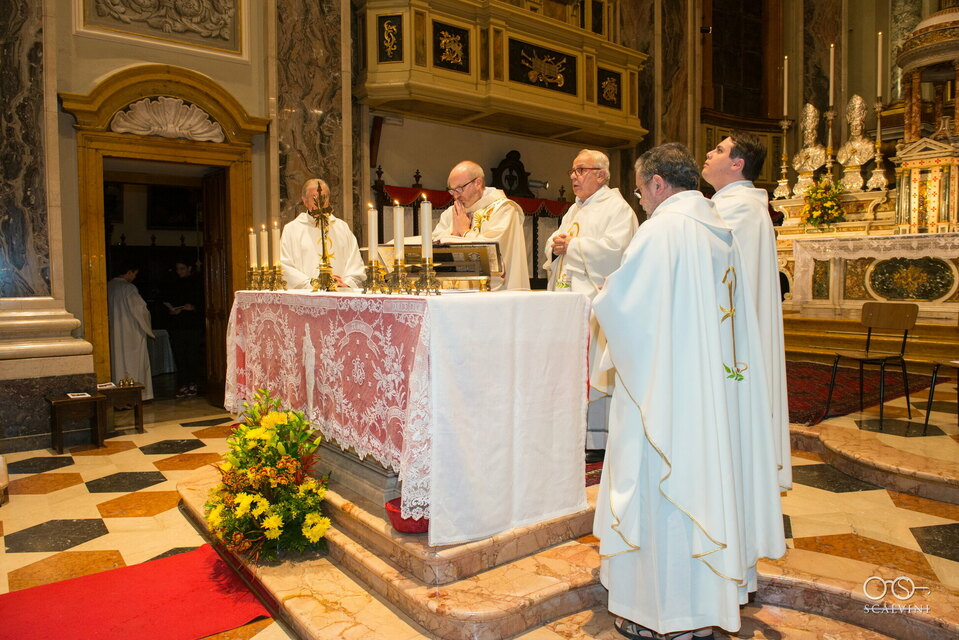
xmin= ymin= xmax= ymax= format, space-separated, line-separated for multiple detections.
xmin=60 ymin=65 xmax=269 ymax=404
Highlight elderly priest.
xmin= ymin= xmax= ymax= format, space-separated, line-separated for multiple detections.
xmin=591 ymin=143 xmax=785 ymax=640
xmin=432 ymin=160 xmax=530 ymax=291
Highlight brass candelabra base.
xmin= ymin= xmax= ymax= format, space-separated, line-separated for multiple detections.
xmin=269 ymin=265 xmax=287 ymax=290
xmin=363 ymin=261 xmax=389 ymax=293
xmin=311 ymin=262 xmax=338 ymax=292
xmin=773 ymin=118 xmax=793 ymax=200
xmin=414 ymin=259 xmax=441 ymax=296
xmin=387 ymin=259 xmax=412 ymax=294
xmin=247 ymin=266 xmax=258 ymax=290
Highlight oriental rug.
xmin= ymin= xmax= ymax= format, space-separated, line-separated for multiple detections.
xmin=786 ymin=360 xmax=939 ymax=425
xmin=0 ymin=544 xmax=268 ymax=640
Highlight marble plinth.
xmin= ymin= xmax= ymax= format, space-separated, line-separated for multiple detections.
xmin=317 ymin=439 xmax=400 ymax=510
xmin=0 ymin=373 xmax=97 ymax=453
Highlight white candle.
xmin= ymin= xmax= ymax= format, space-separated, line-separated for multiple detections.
xmin=259 ymin=224 xmax=269 ymax=268
xmin=877 ymin=31 xmax=883 ymax=100
xmin=783 ymin=55 xmax=789 ymax=117
xmin=420 ymin=196 xmax=433 ymax=261
xmin=248 ymin=227 xmax=257 ymax=268
xmin=271 ymin=220 xmax=281 ymax=267
xmin=828 ymin=43 xmax=835 ymax=107
xmin=393 ymin=201 xmax=405 ymax=262
xmin=367 ymin=203 xmax=378 ymax=264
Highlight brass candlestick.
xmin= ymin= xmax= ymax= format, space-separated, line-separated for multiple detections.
xmin=363 ymin=260 xmax=389 ymax=293
xmin=309 ymin=206 xmax=338 ymax=292
xmin=866 ymin=98 xmax=888 ymax=191
xmin=387 ymin=259 xmax=412 ymax=294
xmin=247 ymin=266 xmax=258 ymax=290
xmin=773 ymin=118 xmax=793 ymax=199
xmin=270 ymin=265 xmax=286 ymax=290
xmin=414 ymin=258 xmax=441 ymax=295
xmin=823 ymin=107 xmax=836 ymax=183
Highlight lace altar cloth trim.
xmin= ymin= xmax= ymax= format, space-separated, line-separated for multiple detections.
xmin=225 ymin=292 xmax=432 ymax=520
xmin=792 ymin=233 xmax=959 ymax=303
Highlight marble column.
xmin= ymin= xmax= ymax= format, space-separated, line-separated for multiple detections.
xmin=803 ymin=0 xmax=842 ymax=144
xmin=909 ymin=69 xmax=922 ymax=140
xmin=890 ymin=0 xmax=922 ymax=102
xmin=955 ymin=62 xmax=959 ymax=135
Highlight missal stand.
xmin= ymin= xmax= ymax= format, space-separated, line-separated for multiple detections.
xmin=378 ymin=242 xmax=500 ymax=291
xmin=46 ymin=392 xmax=108 ymax=454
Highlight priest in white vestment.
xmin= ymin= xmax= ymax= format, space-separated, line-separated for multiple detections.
xmin=432 ymin=160 xmax=530 ymax=291
xmin=703 ymin=131 xmax=792 ymax=491
xmin=280 ymin=178 xmax=366 ymax=289
xmin=592 ymin=143 xmax=785 ymax=639
xmin=107 ymin=264 xmax=155 ymax=400
xmin=543 ymin=149 xmax=637 ymax=455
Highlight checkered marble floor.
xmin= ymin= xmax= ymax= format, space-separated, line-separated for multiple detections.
xmin=1 ymin=379 xmax=957 ymax=639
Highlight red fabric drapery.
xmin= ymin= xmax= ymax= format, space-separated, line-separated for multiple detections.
xmin=383 ymin=185 xmax=571 ymax=217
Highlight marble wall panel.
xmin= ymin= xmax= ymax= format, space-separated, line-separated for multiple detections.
xmin=276 ymin=0 xmax=344 ymax=223
xmin=890 ymin=0 xmax=922 ymax=101
xmin=617 ymin=0 xmax=655 ymax=210
xmin=0 ymin=373 xmax=97 ymax=453
xmin=803 ymin=0 xmax=842 ymax=144
xmin=660 ymin=0 xmax=689 ymax=146
xmin=0 ymin=0 xmax=50 ymax=297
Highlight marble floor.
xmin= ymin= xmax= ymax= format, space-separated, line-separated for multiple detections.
xmin=1 ymin=376 xmax=957 ymax=639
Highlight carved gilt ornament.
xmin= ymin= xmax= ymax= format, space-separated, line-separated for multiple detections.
xmin=439 ymin=31 xmax=464 ymax=66
xmin=110 ymin=96 xmax=225 ymax=142
xmin=522 ymin=50 xmax=566 ymax=87
xmin=601 ymin=76 xmax=619 ymax=103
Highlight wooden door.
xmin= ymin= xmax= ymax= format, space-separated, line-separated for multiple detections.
xmin=203 ymin=168 xmax=229 ymax=406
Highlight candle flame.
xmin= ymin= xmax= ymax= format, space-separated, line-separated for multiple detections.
xmin=261 ymin=224 xmax=266 ymax=230
xmin=393 ymin=200 xmax=399 ymax=206
xmin=421 ymin=193 xmax=427 ymax=201
xmin=367 ymin=202 xmax=373 ymax=208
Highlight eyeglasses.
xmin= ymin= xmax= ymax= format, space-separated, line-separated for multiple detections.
xmin=568 ymin=167 xmax=602 ymax=178
xmin=447 ymin=177 xmax=479 ymax=195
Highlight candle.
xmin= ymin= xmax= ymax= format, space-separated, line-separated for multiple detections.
xmin=392 ymin=201 xmax=405 ymax=262
xmin=877 ymin=31 xmax=883 ymax=100
xmin=271 ymin=220 xmax=281 ymax=267
xmin=420 ymin=195 xmax=433 ymax=261
xmin=248 ymin=227 xmax=257 ymax=269
xmin=259 ymin=224 xmax=269 ymax=268
xmin=828 ymin=43 xmax=835 ymax=107
xmin=783 ymin=55 xmax=789 ymax=117
xmin=367 ymin=203 xmax=378 ymax=264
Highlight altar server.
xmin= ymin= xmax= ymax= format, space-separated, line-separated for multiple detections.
xmin=592 ymin=143 xmax=785 ymax=639
xmin=280 ymin=178 xmax=365 ymax=289
xmin=544 ymin=149 xmax=637 ymax=458
xmin=432 ymin=160 xmax=530 ymax=291
xmin=703 ymin=130 xmax=791 ymax=490
xmin=107 ymin=262 xmax=155 ymax=400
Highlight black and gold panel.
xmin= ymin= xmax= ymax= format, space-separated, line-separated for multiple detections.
xmin=377 ymin=14 xmax=403 ymax=63
xmin=843 ymin=258 xmax=873 ymax=300
xmin=432 ymin=21 xmax=469 ymax=73
xmin=508 ymin=38 xmax=577 ymax=96
xmin=812 ymin=260 xmax=830 ymax=299
xmin=869 ymin=257 xmax=956 ymax=301
xmin=597 ymin=67 xmax=621 ymax=109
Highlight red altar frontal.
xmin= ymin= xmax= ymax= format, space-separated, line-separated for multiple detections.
xmin=226 ymin=290 xmax=590 ymax=545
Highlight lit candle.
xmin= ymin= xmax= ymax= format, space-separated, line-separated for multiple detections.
xmin=367 ymin=203 xmax=378 ymax=264
xmin=420 ymin=194 xmax=433 ymax=261
xmin=877 ymin=31 xmax=883 ymax=100
xmin=271 ymin=220 xmax=281 ymax=267
xmin=248 ymin=227 xmax=257 ymax=269
xmin=392 ymin=200 xmax=405 ymax=262
xmin=828 ymin=43 xmax=835 ymax=107
xmin=783 ymin=55 xmax=789 ymax=117
xmin=259 ymin=224 xmax=269 ymax=268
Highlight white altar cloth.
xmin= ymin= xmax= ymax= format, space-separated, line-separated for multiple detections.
xmin=225 ymin=290 xmax=589 ymax=546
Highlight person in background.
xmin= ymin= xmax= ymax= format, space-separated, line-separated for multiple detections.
xmin=163 ymin=258 xmax=204 ymax=399
xmin=108 ymin=261 xmax=155 ymax=401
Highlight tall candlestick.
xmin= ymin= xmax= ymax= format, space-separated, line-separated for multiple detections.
xmin=248 ymin=227 xmax=257 ymax=268
xmin=783 ymin=55 xmax=789 ymax=117
xmin=420 ymin=195 xmax=433 ymax=261
xmin=259 ymin=224 xmax=269 ymax=268
xmin=392 ymin=201 xmax=405 ymax=262
xmin=271 ymin=220 xmax=281 ymax=267
xmin=828 ymin=43 xmax=835 ymax=107
xmin=367 ymin=203 xmax=378 ymax=263
xmin=877 ymin=31 xmax=883 ymax=100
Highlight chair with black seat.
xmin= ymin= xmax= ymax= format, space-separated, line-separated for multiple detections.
xmin=821 ymin=301 xmax=919 ymax=427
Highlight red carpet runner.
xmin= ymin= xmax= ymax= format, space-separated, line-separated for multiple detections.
xmin=0 ymin=544 xmax=268 ymax=640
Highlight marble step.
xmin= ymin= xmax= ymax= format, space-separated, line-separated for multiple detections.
xmin=323 ymin=483 xmax=596 ymax=585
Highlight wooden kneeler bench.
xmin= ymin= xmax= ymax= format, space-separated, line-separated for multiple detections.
xmin=46 ymin=393 xmax=108 ymax=454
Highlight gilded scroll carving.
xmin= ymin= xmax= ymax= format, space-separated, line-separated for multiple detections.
xmin=91 ymin=0 xmax=235 ymax=41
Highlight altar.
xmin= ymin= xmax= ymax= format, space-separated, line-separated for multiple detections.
xmin=225 ymin=290 xmax=590 ymax=546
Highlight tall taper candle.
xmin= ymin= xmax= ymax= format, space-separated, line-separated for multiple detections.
xmin=392 ymin=201 xmax=405 ymax=262
xmin=248 ymin=227 xmax=257 ymax=268
xmin=271 ymin=220 xmax=281 ymax=267
xmin=783 ymin=55 xmax=789 ymax=117
xmin=828 ymin=43 xmax=835 ymax=107
xmin=259 ymin=224 xmax=269 ymax=268
xmin=367 ymin=203 xmax=378 ymax=263
xmin=420 ymin=196 xmax=433 ymax=260
xmin=877 ymin=31 xmax=883 ymax=100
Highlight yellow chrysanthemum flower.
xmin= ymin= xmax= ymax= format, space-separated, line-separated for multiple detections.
xmin=260 ymin=411 xmax=291 ymax=429
xmin=262 ymin=513 xmax=284 ymax=530
xmin=252 ymin=496 xmax=270 ymax=517
xmin=264 ymin=527 xmax=282 ymax=539
xmin=302 ymin=515 xmax=331 ymax=543
xmin=207 ymin=504 xmax=225 ymax=527
xmin=219 ymin=460 xmax=233 ymax=472
xmin=234 ymin=492 xmax=255 ymax=517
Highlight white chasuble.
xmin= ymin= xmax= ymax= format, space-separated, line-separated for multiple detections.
xmin=432 ymin=187 xmax=530 ymax=291
xmin=591 ymin=190 xmax=785 ymax=634
xmin=280 ymin=212 xmax=366 ymax=289
xmin=542 ymin=185 xmax=638 ymax=448
xmin=107 ymin=277 xmax=155 ymax=400
xmin=712 ymin=181 xmax=792 ymax=490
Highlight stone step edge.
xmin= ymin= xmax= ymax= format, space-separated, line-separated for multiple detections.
xmin=324 ymin=486 xmax=596 ymax=586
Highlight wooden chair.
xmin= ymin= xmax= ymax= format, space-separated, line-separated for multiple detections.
xmin=821 ymin=301 xmax=919 ymax=427
xmin=922 ymin=360 xmax=958 ymax=435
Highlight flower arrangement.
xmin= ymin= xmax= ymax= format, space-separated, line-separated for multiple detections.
xmin=800 ymin=178 xmax=845 ymax=228
xmin=204 ymin=389 xmax=330 ymax=563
